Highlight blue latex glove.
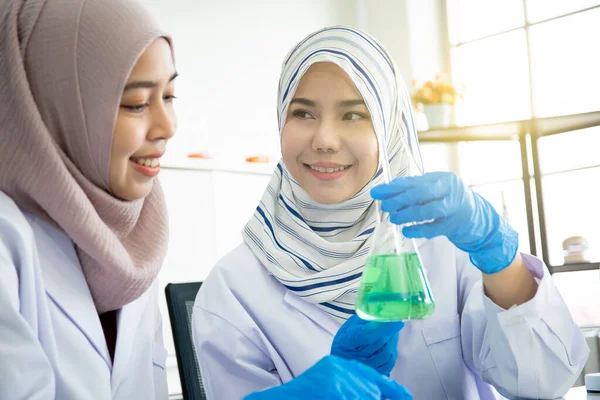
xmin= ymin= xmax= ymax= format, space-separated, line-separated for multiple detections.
xmin=331 ymin=314 xmax=404 ymax=376
xmin=371 ymin=171 xmax=519 ymax=274
xmin=244 ymin=355 xmax=412 ymax=400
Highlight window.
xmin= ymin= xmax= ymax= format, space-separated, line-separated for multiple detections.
xmin=421 ymin=140 xmax=532 ymax=255
xmin=444 ymin=1 xmax=600 ymax=266
xmin=446 ymin=0 xmax=524 ymax=44
xmin=525 ymin=0 xmax=600 ymax=23
xmin=451 ymin=31 xmax=531 ymax=126
xmin=529 ymin=8 xmax=600 ymax=117
xmin=447 ymin=0 xmax=600 ymax=124
xmin=420 ymin=143 xmax=452 ymax=172
xmin=538 ymin=127 xmax=600 ymax=265
xmin=440 ymin=0 xmax=600 ymax=328
xmin=457 ymin=141 xmax=531 ymax=254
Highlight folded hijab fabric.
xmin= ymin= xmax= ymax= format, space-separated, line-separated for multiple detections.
xmin=0 ymin=0 xmax=172 ymax=313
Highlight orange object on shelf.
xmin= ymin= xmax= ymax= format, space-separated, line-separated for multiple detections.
xmin=245 ymin=155 xmax=270 ymax=163
xmin=187 ymin=152 xmax=211 ymax=159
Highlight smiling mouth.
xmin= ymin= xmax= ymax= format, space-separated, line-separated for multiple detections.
xmin=130 ymin=157 xmax=161 ymax=167
xmin=303 ymin=163 xmax=352 ymax=181
xmin=305 ymin=164 xmax=352 ymax=173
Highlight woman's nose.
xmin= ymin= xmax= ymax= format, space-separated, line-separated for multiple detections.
xmin=312 ymin=120 xmax=341 ymax=153
xmin=148 ymin=102 xmax=176 ymax=141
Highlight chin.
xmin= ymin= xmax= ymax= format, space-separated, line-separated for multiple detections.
xmin=132 ymin=186 xmax=153 ymax=201
xmin=111 ymin=184 xmax=152 ymax=202
xmin=309 ymin=190 xmax=350 ymax=205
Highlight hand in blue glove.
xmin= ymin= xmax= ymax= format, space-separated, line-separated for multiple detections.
xmin=244 ymin=355 xmax=412 ymax=400
xmin=371 ymin=171 xmax=519 ymax=274
xmin=331 ymin=314 xmax=404 ymax=376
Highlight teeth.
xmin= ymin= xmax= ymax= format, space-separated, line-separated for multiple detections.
xmin=310 ymin=165 xmax=347 ymax=173
xmin=134 ymin=158 xmax=160 ymax=167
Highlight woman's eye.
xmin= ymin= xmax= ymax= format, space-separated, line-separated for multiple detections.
xmin=121 ymin=103 xmax=149 ymax=113
xmin=292 ymin=110 xmax=313 ymax=119
xmin=164 ymin=95 xmax=177 ymax=103
xmin=343 ymin=112 xmax=367 ymax=121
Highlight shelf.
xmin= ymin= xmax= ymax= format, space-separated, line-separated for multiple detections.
xmin=417 ymin=110 xmax=600 ymax=142
xmin=161 ymin=157 xmax=278 ymax=176
xmin=534 ymin=111 xmax=600 ymax=137
xmin=418 ymin=121 xmax=521 ymax=142
xmin=549 ymin=262 xmax=600 ymax=274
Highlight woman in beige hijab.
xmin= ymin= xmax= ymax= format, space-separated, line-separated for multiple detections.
xmin=0 ymin=0 xmax=177 ymax=397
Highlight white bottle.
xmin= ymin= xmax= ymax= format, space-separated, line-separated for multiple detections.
xmin=586 ymin=373 xmax=600 ymax=393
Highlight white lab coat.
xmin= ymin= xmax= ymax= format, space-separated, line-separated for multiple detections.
xmin=0 ymin=192 xmax=168 ymax=400
xmin=193 ymin=239 xmax=589 ymax=400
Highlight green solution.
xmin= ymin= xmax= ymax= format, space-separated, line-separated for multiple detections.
xmin=356 ymin=253 xmax=435 ymax=321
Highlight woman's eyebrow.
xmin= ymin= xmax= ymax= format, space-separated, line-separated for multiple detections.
xmin=338 ymin=99 xmax=365 ymax=108
xmin=290 ymin=98 xmax=317 ymax=107
xmin=123 ymin=72 xmax=178 ymax=92
xmin=289 ymin=98 xmax=365 ymax=108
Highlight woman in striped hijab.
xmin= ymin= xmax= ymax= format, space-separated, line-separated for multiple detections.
xmin=194 ymin=26 xmax=586 ymax=399
xmin=243 ymin=27 xmax=423 ymax=321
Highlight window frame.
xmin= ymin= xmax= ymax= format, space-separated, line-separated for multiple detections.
xmin=418 ymin=114 xmax=600 ymax=274
xmin=426 ymin=0 xmax=600 ymax=273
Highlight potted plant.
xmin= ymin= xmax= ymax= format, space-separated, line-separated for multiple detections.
xmin=411 ymin=72 xmax=461 ymax=129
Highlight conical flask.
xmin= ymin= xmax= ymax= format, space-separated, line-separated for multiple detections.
xmin=356 ymin=206 xmax=435 ymax=321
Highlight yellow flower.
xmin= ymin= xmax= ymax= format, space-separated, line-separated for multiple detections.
xmin=441 ymin=93 xmax=453 ymax=104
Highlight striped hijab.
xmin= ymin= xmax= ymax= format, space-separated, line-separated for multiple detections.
xmin=243 ymin=26 xmax=423 ymax=320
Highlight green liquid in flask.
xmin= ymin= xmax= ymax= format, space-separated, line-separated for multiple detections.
xmin=356 ymin=253 xmax=435 ymax=321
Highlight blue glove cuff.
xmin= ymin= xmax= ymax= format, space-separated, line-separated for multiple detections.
xmin=468 ymin=216 xmax=519 ymax=274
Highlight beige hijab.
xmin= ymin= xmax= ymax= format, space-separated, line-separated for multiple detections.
xmin=0 ymin=0 xmax=172 ymax=313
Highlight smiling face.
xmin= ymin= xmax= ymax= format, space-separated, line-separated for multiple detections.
xmin=109 ymin=38 xmax=178 ymax=201
xmin=281 ymin=62 xmax=379 ymax=204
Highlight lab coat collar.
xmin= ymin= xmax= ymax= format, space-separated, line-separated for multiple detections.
xmin=29 ymin=216 xmax=112 ymax=368
xmin=111 ymin=288 xmax=150 ymax=393
xmin=283 ymin=291 xmax=341 ymax=335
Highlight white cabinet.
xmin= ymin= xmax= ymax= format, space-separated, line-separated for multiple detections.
xmin=159 ymin=168 xmax=217 ymax=283
xmin=211 ymin=170 xmax=273 ymax=259
xmin=159 ymin=164 xmax=274 ymax=280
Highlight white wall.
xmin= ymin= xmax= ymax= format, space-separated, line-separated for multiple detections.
xmin=406 ymin=0 xmax=449 ymax=81
xmin=140 ymin=0 xmax=448 ymax=168
xmin=356 ymin=0 xmax=414 ymax=82
xmin=356 ymin=0 xmax=448 ymax=86
xmin=140 ymin=0 xmax=357 ymax=165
